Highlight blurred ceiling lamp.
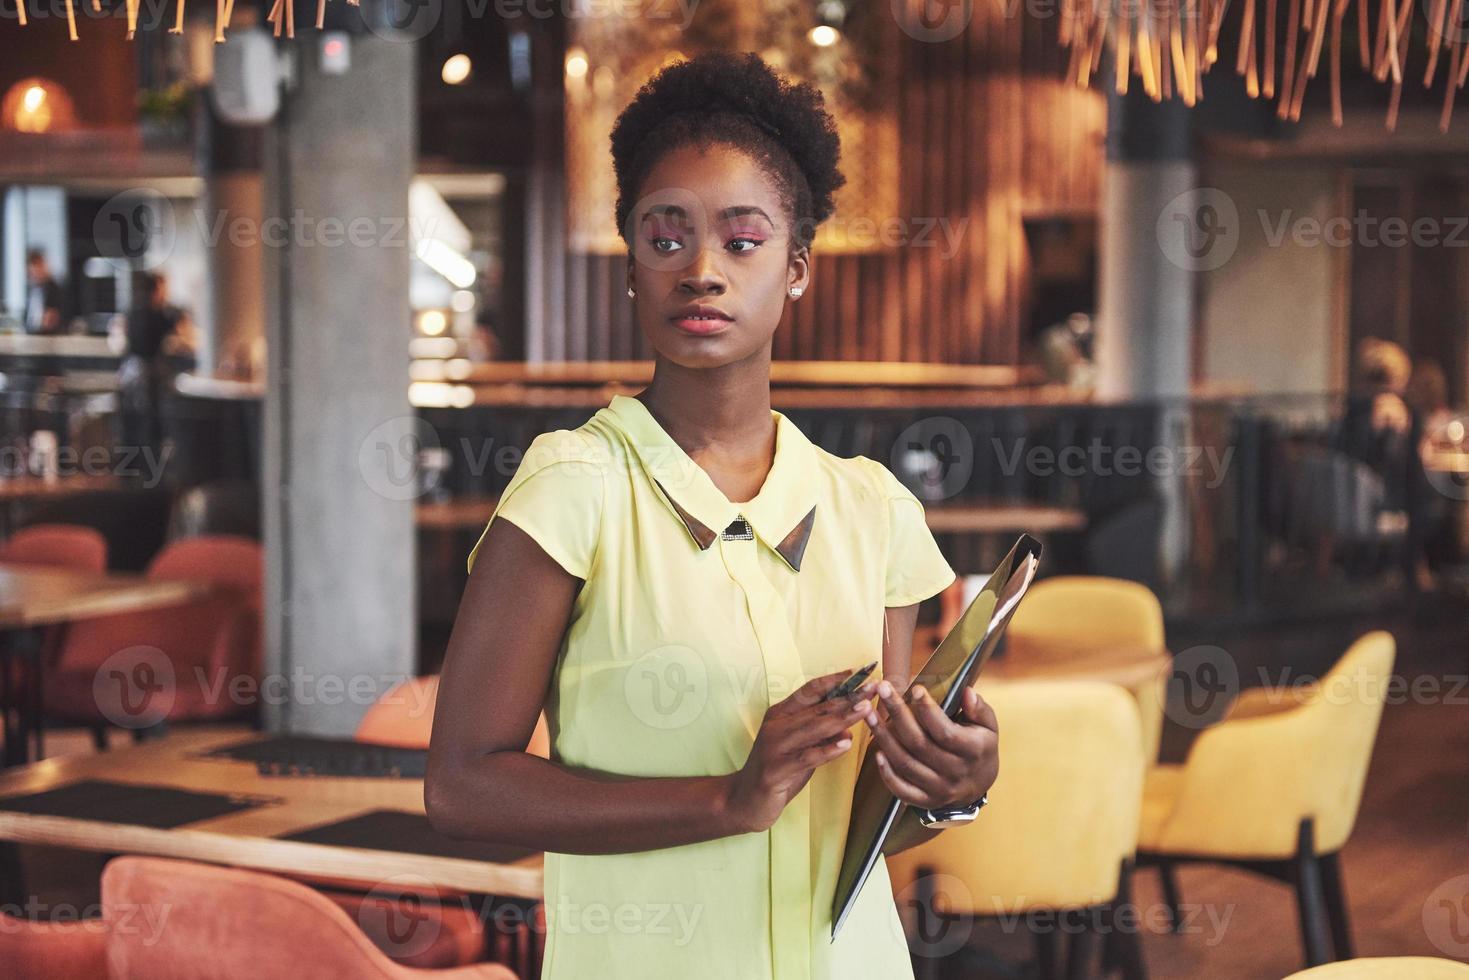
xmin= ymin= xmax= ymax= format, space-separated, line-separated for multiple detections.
xmin=566 ymin=47 xmax=590 ymax=80
xmin=417 ymin=310 xmax=449 ymax=336
xmin=808 ymin=25 xmax=840 ymax=47
xmin=8 ymin=0 xmax=362 ymax=42
xmin=810 ymin=0 xmax=846 ymax=46
xmin=442 ymin=54 xmax=472 ymax=86
xmin=2 ymin=79 xmax=78 ymax=133
xmin=1057 ymin=0 xmax=1469 ymax=130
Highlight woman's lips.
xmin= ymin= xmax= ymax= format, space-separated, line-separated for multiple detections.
xmin=670 ymin=316 xmax=732 ymax=336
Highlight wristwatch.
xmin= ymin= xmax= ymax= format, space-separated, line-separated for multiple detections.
xmin=915 ymin=793 xmax=989 ymax=829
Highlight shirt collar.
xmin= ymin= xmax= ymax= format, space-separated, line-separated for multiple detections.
xmin=601 ymin=393 xmax=820 ymax=572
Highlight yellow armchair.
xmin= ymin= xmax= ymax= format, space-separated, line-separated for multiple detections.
xmin=886 ymin=680 xmax=1148 ymax=980
xmin=1137 ymin=631 xmax=1397 ymax=970
xmin=1000 ymin=575 xmax=1171 ymax=766
xmin=1284 ymin=958 xmax=1469 ymax=979
xmin=1005 ymin=575 xmax=1166 ymax=660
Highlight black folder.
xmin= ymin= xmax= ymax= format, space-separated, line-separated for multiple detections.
xmin=830 ymin=533 xmax=1042 ymax=940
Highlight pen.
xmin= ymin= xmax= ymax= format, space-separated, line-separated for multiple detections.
xmin=822 ymin=659 xmax=878 ymax=702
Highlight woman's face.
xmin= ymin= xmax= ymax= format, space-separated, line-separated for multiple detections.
xmin=626 ymin=143 xmax=809 ymax=370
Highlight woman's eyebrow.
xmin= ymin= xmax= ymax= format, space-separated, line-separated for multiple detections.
xmin=640 ymin=204 xmax=773 ymax=223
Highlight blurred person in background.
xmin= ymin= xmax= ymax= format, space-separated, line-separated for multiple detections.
xmin=23 ymin=247 xmax=66 ymax=335
xmin=117 ymin=270 xmax=195 ymax=464
xmin=1405 ymin=359 xmax=1460 ymax=580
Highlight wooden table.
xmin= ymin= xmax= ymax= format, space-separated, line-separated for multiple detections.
xmin=0 ymin=473 xmax=121 ymax=537
xmin=0 ymin=473 xmax=120 ymax=503
xmin=0 ymin=727 xmax=543 ymax=899
xmin=0 ymin=564 xmax=211 ymax=629
xmin=0 ymin=564 xmax=215 ymax=765
xmin=417 ymin=495 xmax=1088 ymax=536
xmin=985 ymin=646 xmax=1170 ymax=691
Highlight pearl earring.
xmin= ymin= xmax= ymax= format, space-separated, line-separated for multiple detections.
xmin=627 ymin=287 xmax=636 ymax=299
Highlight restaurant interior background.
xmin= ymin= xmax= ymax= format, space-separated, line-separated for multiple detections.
xmin=0 ymin=0 xmax=1467 ymax=976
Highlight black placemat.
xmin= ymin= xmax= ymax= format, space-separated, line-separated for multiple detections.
xmin=280 ymin=809 xmax=538 ymax=864
xmin=0 ymin=779 xmax=279 ymax=828
xmin=198 ymin=735 xmax=427 ymax=779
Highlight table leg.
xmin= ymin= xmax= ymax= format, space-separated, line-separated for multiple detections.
xmin=28 ymin=629 xmax=44 ymax=762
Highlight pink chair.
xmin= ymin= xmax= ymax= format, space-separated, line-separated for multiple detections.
xmin=44 ymin=535 xmax=263 ymax=747
xmin=341 ymin=675 xmax=549 ymax=970
xmin=355 ymin=675 xmax=551 ymax=758
xmin=0 ymin=912 xmax=108 ymax=980
xmin=101 ymin=856 xmax=519 ymax=980
xmin=0 ymin=524 xmax=108 ymax=760
xmin=0 ymin=523 xmax=108 ymax=571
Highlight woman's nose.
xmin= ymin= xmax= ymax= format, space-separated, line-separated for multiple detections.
xmin=678 ymin=245 xmax=727 ymax=294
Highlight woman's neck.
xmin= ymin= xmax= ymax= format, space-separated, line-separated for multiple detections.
xmin=635 ymin=348 xmax=777 ymax=502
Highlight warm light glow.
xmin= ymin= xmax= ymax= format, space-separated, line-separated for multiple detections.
xmin=418 ymin=310 xmax=448 ymax=336
xmin=414 ymin=238 xmax=477 ymax=289
xmin=442 ymin=54 xmax=472 ymax=86
xmin=1448 ymin=420 xmax=1466 ymax=444
xmin=451 ymin=289 xmax=476 ymax=313
xmin=409 ymin=381 xmax=475 ymax=408
xmin=808 ymin=25 xmax=839 ymax=47
xmin=409 ymin=337 xmax=459 ymax=360
xmin=565 ymin=48 xmax=588 ymax=79
xmin=2 ymin=78 xmax=75 ymax=134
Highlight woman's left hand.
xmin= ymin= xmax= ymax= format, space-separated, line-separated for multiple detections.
xmin=862 ymin=681 xmax=998 ymax=810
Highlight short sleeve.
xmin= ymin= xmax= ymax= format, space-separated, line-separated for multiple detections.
xmin=467 ymin=430 xmax=605 ymax=579
xmin=864 ymin=458 xmax=957 ymax=607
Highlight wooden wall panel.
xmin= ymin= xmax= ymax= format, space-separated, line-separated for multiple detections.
xmin=544 ymin=3 xmax=1106 ymax=367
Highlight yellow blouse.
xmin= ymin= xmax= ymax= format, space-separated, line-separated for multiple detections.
xmin=467 ymin=393 xmax=956 ymax=980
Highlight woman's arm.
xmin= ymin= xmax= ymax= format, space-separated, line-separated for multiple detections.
xmin=424 ymin=517 xmax=869 ymax=854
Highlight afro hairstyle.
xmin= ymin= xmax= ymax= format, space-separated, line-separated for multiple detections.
xmin=610 ymin=51 xmax=846 ymax=252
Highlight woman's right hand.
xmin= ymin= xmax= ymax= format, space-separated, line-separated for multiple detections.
xmin=724 ymin=669 xmax=876 ymax=833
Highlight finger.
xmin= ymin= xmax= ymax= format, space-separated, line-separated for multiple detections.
xmin=796 ymin=734 xmax=853 ymax=770
xmin=961 ymin=687 xmax=999 ymax=732
xmin=873 ymin=749 xmax=943 ymax=808
xmin=873 ymin=680 xmax=938 ymax=756
xmin=907 ymin=686 xmax=977 ymax=762
xmin=775 ymin=699 xmax=869 ymax=754
xmin=777 ymin=670 xmax=853 ymax=714
xmin=866 ymin=713 xmax=950 ymax=798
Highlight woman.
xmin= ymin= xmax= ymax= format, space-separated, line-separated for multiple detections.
xmin=425 ymin=52 xmax=999 ymax=980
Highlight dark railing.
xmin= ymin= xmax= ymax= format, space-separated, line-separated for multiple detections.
xmin=0 ymin=382 xmax=1436 ymax=629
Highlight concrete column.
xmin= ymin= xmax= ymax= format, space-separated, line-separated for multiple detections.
xmin=1096 ymin=90 xmax=1196 ymax=400
xmin=262 ymin=35 xmax=417 ymax=735
xmin=1096 ymin=88 xmax=1196 ymax=587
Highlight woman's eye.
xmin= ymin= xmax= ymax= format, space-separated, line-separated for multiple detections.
xmin=649 ymin=237 xmax=683 ymax=253
xmin=728 ymin=237 xmax=763 ymax=253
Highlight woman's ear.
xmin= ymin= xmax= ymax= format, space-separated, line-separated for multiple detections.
xmin=788 ymin=245 xmax=811 ymax=297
